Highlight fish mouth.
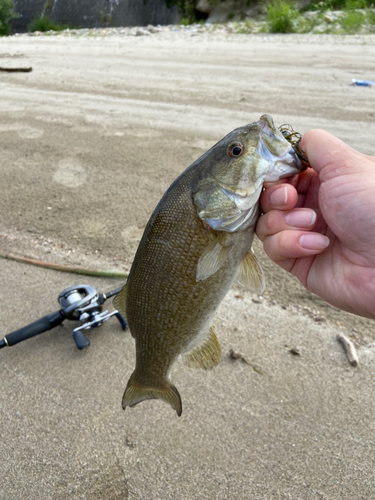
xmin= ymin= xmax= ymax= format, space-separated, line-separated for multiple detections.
xmin=258 ymin=114 xmax=284 ymax=140
xmin=255 ymin=115 xmax=307 ymax=182
xmin=258 ymin=114 xmax=307 ymax=175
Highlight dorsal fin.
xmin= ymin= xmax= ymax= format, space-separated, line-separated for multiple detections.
xmin=236 ymin=249 xmax=265 ymax=294
xmin=180 ymin=326 xmax=222 ymax=370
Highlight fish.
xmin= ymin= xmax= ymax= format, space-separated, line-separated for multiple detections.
xmin=114 ymin=114 xmax=306 ymax=417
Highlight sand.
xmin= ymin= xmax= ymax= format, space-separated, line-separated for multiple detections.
xmin=0 ymin=30 xmax=375 ymax=499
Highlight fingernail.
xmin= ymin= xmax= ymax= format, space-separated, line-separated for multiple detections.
xmin=270 ymin=187 xmax=288 ymax=207
xmin=299 ymin=234 xmax=330 ymax=250
xmin=285 ymin=210 xmax=316 ymax=229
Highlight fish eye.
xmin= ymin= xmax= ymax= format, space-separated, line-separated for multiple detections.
xmin=227 ymin=143 xmax=244 ymax=158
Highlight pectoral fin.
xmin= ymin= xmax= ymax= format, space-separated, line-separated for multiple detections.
xmin=113 ymin=283 xmax=128 ymax=320
xmin=236 ymin=249 xmax=265 ymax=294
xmin=196 ymin=239 xmax=230 ymax=282
xmin=180 ymin=326 xmax=222 ymax=370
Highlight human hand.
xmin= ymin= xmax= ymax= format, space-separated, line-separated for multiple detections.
xmin=256 ymin=129 xmax=375 ymax=319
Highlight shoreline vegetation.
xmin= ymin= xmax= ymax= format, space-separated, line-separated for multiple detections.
xmin=12 ymin=13 xmax=375 ymax=38
xmin=177 ymin=0 xmax=375 ymax=35
xmin=1 ymin=0 xmax=375 ymax=36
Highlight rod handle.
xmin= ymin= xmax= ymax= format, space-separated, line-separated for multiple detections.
xmin=1 ymin=311 xmax=65 ymax=347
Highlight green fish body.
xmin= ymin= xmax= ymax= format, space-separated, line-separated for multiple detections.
xmin=115 ymin=115 xmax=305 ymax=416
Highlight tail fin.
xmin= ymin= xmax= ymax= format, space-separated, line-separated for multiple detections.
xmin=122 ymin=372 xmax=182 ymax=417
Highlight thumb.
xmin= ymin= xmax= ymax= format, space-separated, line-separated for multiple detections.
xmin=299 ymin=129 xmax=368 ymax=177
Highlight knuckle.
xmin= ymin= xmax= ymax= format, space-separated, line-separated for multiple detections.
xmin=265 ymin=210 xmax=284 ymax=233
xmin=263 ymin=212 xmax=274 ymax=233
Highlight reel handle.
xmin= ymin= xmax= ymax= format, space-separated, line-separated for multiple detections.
xmin=72 ymin=330 xmax=90 ymax=350
xmin=0 ymin=311 xmax=65 ymax=348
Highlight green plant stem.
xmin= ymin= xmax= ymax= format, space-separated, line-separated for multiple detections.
xmin=0 ymin=252 xmax=129 ymax=279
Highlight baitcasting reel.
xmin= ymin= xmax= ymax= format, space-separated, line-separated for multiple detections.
xmin=0 ymin=284 xmax=127 ymax=351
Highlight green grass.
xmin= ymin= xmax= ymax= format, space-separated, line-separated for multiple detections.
xmin=302 ymin=0 xmax=372 ymax=10
xmin=265 ymin=0 xmax=374 ymax=34
xmin=0 ymin=0 xmax=17 ymax=36
xmin=341 ymin=9 xmax=365 ymax=31
xmin=266 ymin=0 xmax=299 ymax=33
xmin=345 ymin=0 xmax=368 ymax=8
xmin=28 ymin=16 xmax=71 ymax=33
xmin=366 ymin=9 xmax=375 ymax=27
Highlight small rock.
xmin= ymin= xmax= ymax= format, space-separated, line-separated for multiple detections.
xmin=313 ymin=315 xmax=326 ymax=322
xmin=135 ymin=28 xmax=150 ymax=36
xmin=289 ymin=347 xmax=301 ymax=356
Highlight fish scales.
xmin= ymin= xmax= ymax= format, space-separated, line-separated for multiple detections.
xmin=114 ymin=114 xmax=306 ymax=416
xmin=126 ymin=170 xmax=248 ymax=375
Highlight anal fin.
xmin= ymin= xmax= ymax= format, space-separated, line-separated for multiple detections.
xmin=180 ymin=326 xmax=222 ymax=370
xmin=236 ymin=248 xmax=265 ymax=294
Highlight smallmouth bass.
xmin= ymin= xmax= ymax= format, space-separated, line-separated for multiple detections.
xmin=114 ymin=114 xmax=306 ymax=416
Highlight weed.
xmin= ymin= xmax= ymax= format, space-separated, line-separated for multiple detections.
xmin=100 ymin=11 xmax=113 ymax=25
xmin=367 ymin=9 xmax=375 ymax=23
xmin=302 ymin=0 xmax=372 ymax=10
xmin=341 ymin=9 xmax=365 ymax=31
xmin=28 ymin=16 xmax=71 ymax=33
xmin=170 ymin=0 xmax=197 ymax=24
xmin=345 ymin=0 xmax=368 ymax=9
xmin=0 ymin=0 xmax=17 ymax=36
xmin=266 ymin=0 xmax=300 ymax=33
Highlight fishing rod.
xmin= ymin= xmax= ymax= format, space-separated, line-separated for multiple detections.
xmin=0 ymin=284 xmax=127 ymax=351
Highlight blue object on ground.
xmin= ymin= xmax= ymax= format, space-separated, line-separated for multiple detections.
xmin=352 ymin=79 xmax=374 ymax=86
